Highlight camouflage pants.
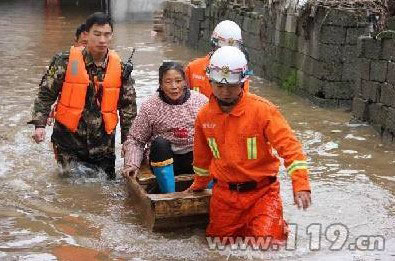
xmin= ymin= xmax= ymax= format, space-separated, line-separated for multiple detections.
xmin=53 ymin=144 xmax=116 ymax=180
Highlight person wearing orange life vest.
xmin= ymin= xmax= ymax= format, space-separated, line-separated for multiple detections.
xmin=186 ymin=46 xmax=311 ymax=246
xmin=29 ymin=12 xmax=137 ymax=180
xmin=46 ymin=23 xmax=89 ymax=126
xmin=185 ymin=20 xmax=250 ymax=98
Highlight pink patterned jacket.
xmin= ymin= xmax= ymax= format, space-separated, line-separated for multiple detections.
xmin=123 ymin=91 xmax=208 ymax=168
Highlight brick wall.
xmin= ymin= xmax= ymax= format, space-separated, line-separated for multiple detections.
xmin=163 ymin=0 xmax=369 ymax=108
xmin=353 ymin=35 xmax=395 ymax=142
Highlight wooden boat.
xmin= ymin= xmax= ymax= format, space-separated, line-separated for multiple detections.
xmin=126 ymin=165 xmax=211 ymax=232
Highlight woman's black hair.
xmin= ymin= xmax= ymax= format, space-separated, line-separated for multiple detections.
xmin=85 ymin=12 xmax=113 ymax=32
xmin=157 ymin=61 xmax=190 ymax=105
xmin=158 ymin=61 xmax=186 ymax=85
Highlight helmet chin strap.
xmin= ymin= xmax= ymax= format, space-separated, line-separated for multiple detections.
xmin=213 ymin=82 xmax=244 ymax=107
xmin=215 ymin=93 xmax=241 ymax=107
xmin=216 ymin=98 xmax=238 ymax=106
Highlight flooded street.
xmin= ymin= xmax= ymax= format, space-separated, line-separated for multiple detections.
xmin=0 ymin=1 xmax=394 ymax=260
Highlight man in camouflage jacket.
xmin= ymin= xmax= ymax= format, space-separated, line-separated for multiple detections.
xmin=29 ymin=12 xmax=137 ymax=179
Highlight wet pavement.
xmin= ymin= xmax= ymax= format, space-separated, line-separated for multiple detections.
xmin=0 ymin=1 xmax=394 ymax=260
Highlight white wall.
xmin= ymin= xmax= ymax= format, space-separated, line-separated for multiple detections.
xmin=111 ymin=0 xmax=165 ymax=21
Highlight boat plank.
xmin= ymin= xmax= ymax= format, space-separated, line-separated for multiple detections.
xmin=125 ymin=166 xmax=211 ymax=231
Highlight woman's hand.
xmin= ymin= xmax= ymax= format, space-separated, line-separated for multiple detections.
xmin=122 ymin=164 xmax=138 ymax=178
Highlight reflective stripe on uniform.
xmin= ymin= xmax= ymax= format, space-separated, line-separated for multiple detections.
xmin=150 ymin=158 xmax=174 ymax=167
xmin=247 ymin=136 xmax=257 ymax=160
xmin=287 ymin=160 xmax=308 ymax=176
xmin=193 ymin=166 xmax=210 ymax=176
xmin=207 ymin=137 xmax=220 ymax=159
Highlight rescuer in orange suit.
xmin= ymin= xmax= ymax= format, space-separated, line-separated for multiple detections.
xmin=185 ymin=46 xmax=312 ymax=247
xmin=184 ymin=20 xmax=250 ymax=98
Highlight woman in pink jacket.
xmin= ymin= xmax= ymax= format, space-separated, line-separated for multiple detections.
xmin=122 ymin=61 xmax=208 ymax=193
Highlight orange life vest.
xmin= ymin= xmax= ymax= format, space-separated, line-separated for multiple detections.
xmin=55 ymin=46 xmax=122 ymax=134
xmin=185 ymin=55 xmax=212 ymax=97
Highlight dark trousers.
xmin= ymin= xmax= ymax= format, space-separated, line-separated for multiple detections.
xmin=54 ymin=144 xmax=116 ymax=180
xmin=149 ymin=136 xmax=193 ymax=175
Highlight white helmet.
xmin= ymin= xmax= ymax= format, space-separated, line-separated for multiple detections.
xmin=207 ymin=46 xmax=249 ymax=84
xmin=211 ymin=20 xmax=243 ymax=48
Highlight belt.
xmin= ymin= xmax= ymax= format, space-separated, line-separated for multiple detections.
xmin=212 ymin=176 xmax=276 ymax=192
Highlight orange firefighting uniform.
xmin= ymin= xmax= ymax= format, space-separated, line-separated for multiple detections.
xmin=190 ymin=90 xmax=310 ymax=242
xmin=55 ymin=46 xmax=122 ymax=134
xmin=185 ymin=55 xmax=250 ymax=98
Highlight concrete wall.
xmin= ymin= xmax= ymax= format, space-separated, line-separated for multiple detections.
xmin=162 ymin=0 xmax=369 ymax=108
xmin=163 ymin=0 xmax=395 ymax=142
xmin=111 ymin=0 xmax=165 ymax=21
xmin=353 ymin=35 xmax=395 ymax=142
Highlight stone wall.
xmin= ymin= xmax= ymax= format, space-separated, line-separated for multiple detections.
xmin=353 ymin=35 xmax=395 ymax=142
xmin=162 ymin=0 xmax=369 ymax=108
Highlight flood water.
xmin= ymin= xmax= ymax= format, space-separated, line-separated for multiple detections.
xmin=0 ymin=1 xmax=394 ymax=260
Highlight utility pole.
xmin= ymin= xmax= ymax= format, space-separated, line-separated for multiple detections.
xmin=107 ymin=0 xmax=111 ymax=16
